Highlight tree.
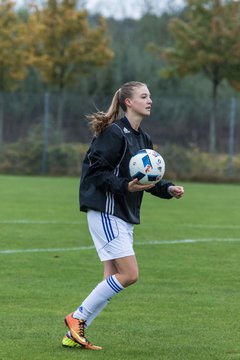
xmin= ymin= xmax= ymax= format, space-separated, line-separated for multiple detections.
xmin=153 ymin=0 xmax=240 ymax=154
xmin=0 ymin=0 xmax=29 ymax=147
xmin=27 ymin=0 xmax=114 ymax=130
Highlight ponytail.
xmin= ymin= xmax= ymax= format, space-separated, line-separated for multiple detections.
xmin=87 ymin=89 xmax=121 ymax=136
xmin=87 ymin=81 xmax=146 ymax=136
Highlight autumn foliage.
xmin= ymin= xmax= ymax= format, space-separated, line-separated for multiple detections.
xmin=27 ymin=0 xmax=114 ymax=90
xmin=0 ymin=0 xmax=29 ymax=91
xmin=155 ymin=0 xmax=240 ymax=153
xmin=0 ymin=0 xmax=113 ymax=92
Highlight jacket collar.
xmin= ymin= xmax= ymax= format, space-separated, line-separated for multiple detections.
xmin=121 ymin=116 xmax=141 ymax=136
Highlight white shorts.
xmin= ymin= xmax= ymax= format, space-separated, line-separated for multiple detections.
xmin=87 ymin=210 xmax=135 ymax=262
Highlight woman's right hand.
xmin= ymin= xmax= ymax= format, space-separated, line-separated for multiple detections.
xmin=128 ymin=178 xmax=155 ymax=192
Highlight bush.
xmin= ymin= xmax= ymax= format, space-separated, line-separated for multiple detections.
xmin=156 ymin=144 xmax=240 ymax=182
xmin=47 ymin=143 xmax=88 ymax=175
xmin=0 ymin=141 xmax=43 ymax=175
xmin=0 ymin=141 xmax=88 ymax=176
xmin=0 ymin=141 xmax=240 ymax=182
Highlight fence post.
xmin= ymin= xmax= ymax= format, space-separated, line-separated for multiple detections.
xmin=41 ymin=92 xmax=50 ymax=174
xmin=227 ymin=96 xmax=236 ymax=177
xmin=0 ymin=92 xmax=3 ymax=150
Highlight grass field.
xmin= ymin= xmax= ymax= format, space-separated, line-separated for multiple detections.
xmin=0 ymin=175 xmax=240 ymax=360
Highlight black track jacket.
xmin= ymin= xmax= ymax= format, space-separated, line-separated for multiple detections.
xmin=80 ymin=117 xmax=174 ymax=224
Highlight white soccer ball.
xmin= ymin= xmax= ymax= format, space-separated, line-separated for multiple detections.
xmin=129 ymin=149 xmax=165 ymax=184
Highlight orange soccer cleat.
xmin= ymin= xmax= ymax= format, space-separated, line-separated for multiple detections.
xmin=62 ymin=333 xmax=82 ymax=348
xmin=64 ymin=312 xmax=102 ymax=350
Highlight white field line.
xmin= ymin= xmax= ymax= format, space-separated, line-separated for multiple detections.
xmin=1 ymin=238 xmax=240 ymax=254
xmin=0 ymin=220 xmax=84 ymax=225
xmin=0 ymin=246 xmax=95 ymax=254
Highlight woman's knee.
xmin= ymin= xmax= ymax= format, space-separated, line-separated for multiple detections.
xmin=113 ymin=256 xmax=139 ymax=287
xmin=125 ymin=269 xmax=139 ymax=286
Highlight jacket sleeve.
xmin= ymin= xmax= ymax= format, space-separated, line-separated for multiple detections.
xmin=146 ymin=179 xmax=174 ymax=199
xmin=87 ymin=125 xmax=129 ymax=194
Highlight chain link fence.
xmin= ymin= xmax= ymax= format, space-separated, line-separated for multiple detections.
xmin=0 ymin=91 xmax=239 ymax=179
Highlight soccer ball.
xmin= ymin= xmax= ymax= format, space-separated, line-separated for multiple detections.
xmin=129 ymin=149 xmax=165 ymax=184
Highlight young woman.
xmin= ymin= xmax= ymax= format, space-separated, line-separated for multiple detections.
xmin=62 ymin=81 xmax=184 ymax=350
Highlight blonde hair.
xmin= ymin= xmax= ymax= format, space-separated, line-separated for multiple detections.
xmin=87 ymin=81 xmax=146 ymax=136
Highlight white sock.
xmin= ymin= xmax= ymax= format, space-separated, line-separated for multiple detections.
xmin=73 ymin=275 xmax=124 ymax=321
xmin=85 ymin=299 xmax=109 ymax=328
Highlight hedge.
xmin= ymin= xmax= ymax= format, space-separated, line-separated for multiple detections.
xmin=0 ymin=140 xmax=239 ymax=182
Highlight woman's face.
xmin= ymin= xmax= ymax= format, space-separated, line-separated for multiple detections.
xmin=126 ymin=85 xmax=152 ymax=117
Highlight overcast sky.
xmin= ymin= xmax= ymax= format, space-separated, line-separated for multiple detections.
xmin=15 ymin=0 xmax=185 ymax=19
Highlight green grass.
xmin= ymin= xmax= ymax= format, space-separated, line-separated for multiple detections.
xmin=0 ymin=175 xmax=240 ymax=360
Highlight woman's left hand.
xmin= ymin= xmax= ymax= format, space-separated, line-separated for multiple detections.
xmin=168 ymin=185 xmax=184 ymax=199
